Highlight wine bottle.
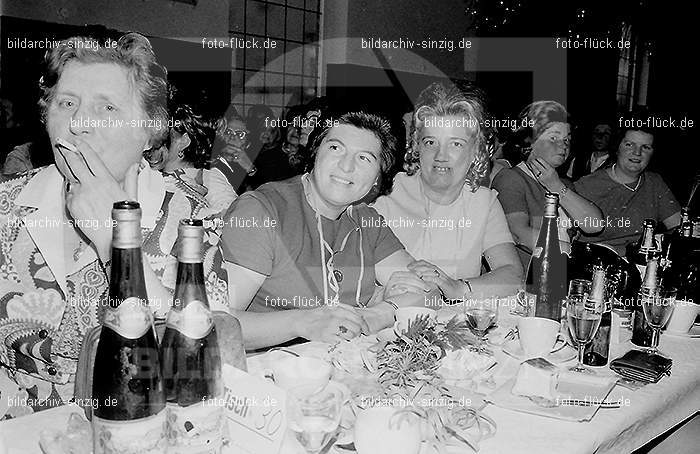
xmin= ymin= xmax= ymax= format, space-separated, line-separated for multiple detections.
xmin=626 ymin=219 xmax=660 ymax=280
xmin=160 ymin=219 xmax=224 ymax=453
xmin=92 ymin=201 xmax=166 ymax=454
xmin=526 ymin=193 xmax=568 ymax=321
xmin=631 ymin=257 xmax=658 ymax=347
xmin=583 ymin=265 xmax=610 ymax=366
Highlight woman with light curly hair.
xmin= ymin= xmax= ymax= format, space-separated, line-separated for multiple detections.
xmin=492 ymin=101 xmax=603 ymax=267
xmin=372 ymin=82 xmax=523 ymax=300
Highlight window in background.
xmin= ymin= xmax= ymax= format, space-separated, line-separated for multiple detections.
xmin=229 ymin=0 xmax=322 ymax=118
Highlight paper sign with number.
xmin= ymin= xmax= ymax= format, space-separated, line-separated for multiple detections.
xmin=222 ymin=364 xmax=287 ymax=454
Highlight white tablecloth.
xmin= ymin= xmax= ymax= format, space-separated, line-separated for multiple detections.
xmin=1 ymin=321 xmax=698 ymax=454
xmin=479 ymin=334 xmax=700 ymax=454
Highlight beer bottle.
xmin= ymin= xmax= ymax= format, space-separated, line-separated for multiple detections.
xmin=92 ymin=201 xmax=166 ymax=453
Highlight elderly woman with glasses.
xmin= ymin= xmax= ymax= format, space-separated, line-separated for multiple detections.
xmin=492 ymin=101 xmax=603 ymax=266
xmin=210 ymin=107 xmax=257 ymax=194
xmin=220 ymin=110 xmax=439 ymax=349
xmin=373 ymin=82 xmax=523 ymax=301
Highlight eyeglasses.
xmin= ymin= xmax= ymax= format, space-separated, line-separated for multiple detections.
xmin=224 ymin=128 xmax=249 ymax=140
xmin=548 ymin=135 xmax=571 ymax=148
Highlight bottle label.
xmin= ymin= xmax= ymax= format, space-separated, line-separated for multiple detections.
xmin=93 ymin=411 xmax=167 ymax=454
xmin=103 ymin=297 xmax=153 ymax=340
xmin=166 ymin=300 xmax=214 ymax=339
xmin=166 ymin=399 xmax=224 ymax=454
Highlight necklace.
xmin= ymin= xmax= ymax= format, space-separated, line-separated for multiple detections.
xmin=612 ymin=164 xmax=641 ymax=192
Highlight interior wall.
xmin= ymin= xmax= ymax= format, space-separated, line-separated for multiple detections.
xmin=0 ymin=0 xmax=229 ymax=39
xmin=323 ymin=0 xmax=472 ymax=81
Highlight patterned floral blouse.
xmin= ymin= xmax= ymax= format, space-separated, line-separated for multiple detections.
xmin=0 ymin=164 xmax=228 ymax=418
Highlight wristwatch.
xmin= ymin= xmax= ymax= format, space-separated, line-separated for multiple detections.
xmin=247 ymin=165 xmax=258 ymax=176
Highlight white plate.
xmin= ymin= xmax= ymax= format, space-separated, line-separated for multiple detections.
xmin=501 ymin=339 xmax=576 ymax=364
xmin=664 ymin=323 xmax=700 ymax=338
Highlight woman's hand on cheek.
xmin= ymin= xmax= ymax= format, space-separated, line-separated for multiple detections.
xmin=62 ymin=139 xmax=138 ymax=262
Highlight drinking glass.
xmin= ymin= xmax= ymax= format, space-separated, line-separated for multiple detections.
xmin=566 ymin=298 xmax=603 ymax=373
xmin=464 ymin=297 xmax=499 ymax=355
xmin=287 ymin=384 xmax=343 ymax=454
xmin=568 ymin=279 xmax=592 ymax=302
xmin=642 ymin=287 xmax=677 ymax=356
xmin=564 ymin=280 xmax=592 ymax=344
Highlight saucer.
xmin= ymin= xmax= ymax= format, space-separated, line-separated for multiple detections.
xmin=664 ymin=323 xmax=700 ymax=338
xmin=502 ymin=339 xmax=576 ymax=364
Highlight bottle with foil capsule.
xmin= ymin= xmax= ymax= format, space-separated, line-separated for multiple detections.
xmin=626 ymin=219 xmax=660 ymax=279
xmin=583 ymin=265 xmax=611 ymax=366
xmin=632 ymin=257 xmax=658 ymax=347
xmin=92 ymin=201 xmax=166 ymax=454
xmin=526 ymin=193 xmax=568 ymax=321
xmin=160 ymin=219 xmax=224 ymax=453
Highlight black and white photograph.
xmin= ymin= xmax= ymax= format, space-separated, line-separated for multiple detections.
xmin=0 ymin=0 xmax=698 ymax=453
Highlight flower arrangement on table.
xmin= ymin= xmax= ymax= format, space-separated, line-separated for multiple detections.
xmin=343 ymin=314 xmax=498 ymax=453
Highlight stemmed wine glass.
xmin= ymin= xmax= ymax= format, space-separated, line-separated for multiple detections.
xmin=642 ymin=286 xmax=677 ymax=357
xmin=287 ymin=384 xmax=343 ymax=454
xmin=566 ymin=297 xmax=604 ymax=373
xmin=464 ymin=297 xmax=499 ymax=355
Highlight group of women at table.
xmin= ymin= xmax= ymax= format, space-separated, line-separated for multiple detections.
xmin=0 ymin=32 xmax=682 ymax=416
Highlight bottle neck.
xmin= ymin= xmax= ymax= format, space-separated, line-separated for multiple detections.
xmin=172 ymin=261 xmax=209 ymax=310
xmin=640 ymin=226 xmax=655 ymax=250
xmin=108 ymin=247 xmax=147 ymax=307
xmin=641 ymin=259 xmax=659 ymax=291
xmin=589 ymin=269 xmax=606 ymax=303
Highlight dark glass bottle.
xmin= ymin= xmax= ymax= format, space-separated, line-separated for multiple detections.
xmin=161 ymin=219 xmax=224 ymax=453
xmin=92 ymin=201 xmax=166 ymax=453
xmin=583 ymin=265 xmax=610 ymax=366
xmin=631 ymin=257 xmax=658 ymax=347
xmin=526 ymin=193 xmax=568 ymax=321
xmin=626 ymin=219 xmax=660 ymax=280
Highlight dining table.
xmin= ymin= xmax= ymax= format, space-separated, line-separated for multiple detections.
xmin=0 ymin=305 xmax=698 ymax=454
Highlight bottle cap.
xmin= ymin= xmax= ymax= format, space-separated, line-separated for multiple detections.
xmin=111 ymin=201 xmax=142 ymax=249
xmin=177 ymin=219 xmax=203 ymax=263
xmin=543 ymin=193 xmax=559 ymax=217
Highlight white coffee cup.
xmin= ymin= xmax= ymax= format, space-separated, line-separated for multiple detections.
xmin=354 ymin=406 xmax=422 ymax=454
xmin=665 ymin=299 xmax=700 ymax=333
xmin=517 ymin=316 xmax=564 ymax=358
xmin=394 ymin=307 xmax=437 ymax=334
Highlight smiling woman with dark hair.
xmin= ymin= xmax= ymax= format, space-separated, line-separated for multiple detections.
xmin=220 ymin=110 xmax=439 ymax=350
xmin=574 ymin=115 xmax=681 ymax=256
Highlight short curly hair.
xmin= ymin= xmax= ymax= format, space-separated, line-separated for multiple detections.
xmin=305 ymin=111 xmax=397 ymax=197
xmin=405 ymin=82 xmax=491 ymax=192
xmin=38 ymin=32 xmax=169 ymax=146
